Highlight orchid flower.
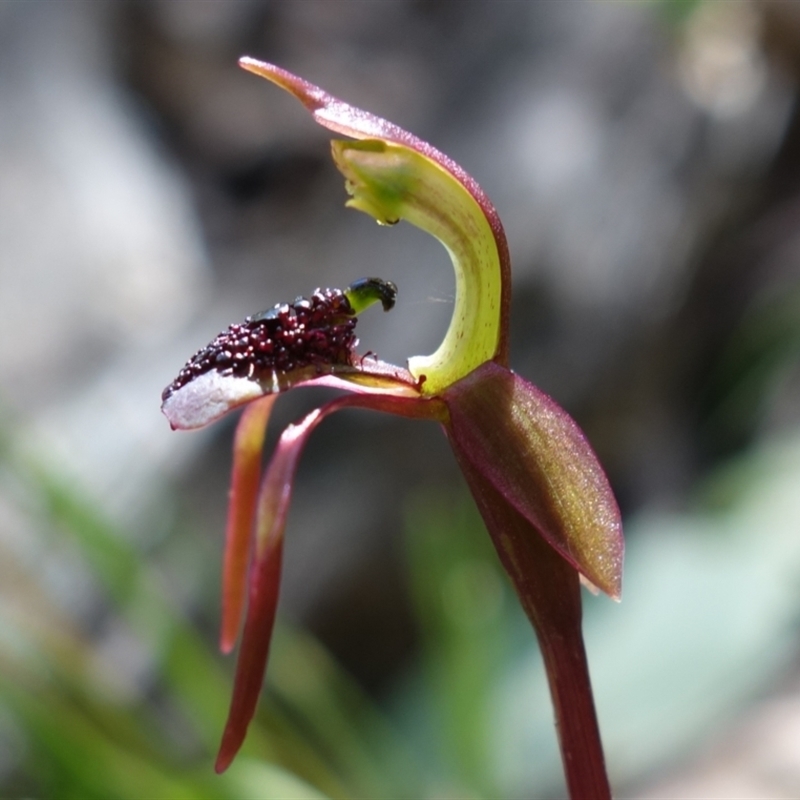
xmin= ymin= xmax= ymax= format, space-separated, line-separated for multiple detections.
xmin=162 ymin=58 xmax=623 ymax=799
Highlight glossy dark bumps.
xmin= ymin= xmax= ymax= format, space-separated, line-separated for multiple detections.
xmin=162 ymin=287 xmax=358 ymax=402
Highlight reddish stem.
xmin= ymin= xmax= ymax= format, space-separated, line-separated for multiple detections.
xmin=453 ymin=452 xmax=611 ymax=799
xmin=533 ymin=587 xmax=610 ymax=800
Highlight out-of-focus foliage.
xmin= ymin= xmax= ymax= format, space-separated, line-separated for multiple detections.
xmin=0 ymin=440 xmax=416 ymax=799
xmin=701 ymin=285 xmax=800 ymax=455
xmin=403 ymin=492 xmax=516 ymax=798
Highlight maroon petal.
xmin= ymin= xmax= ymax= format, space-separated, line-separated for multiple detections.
xmin=215 ymin=391 xmax=444 ymax=773
xmin=215 ymin=524 xmax=283 ymax=774
xmin=220 ymin=395 xmax=276 ymax=654
xmin=454 ymin=455 xmax=611 ymax=799
xmin=443 ymin=361 xmax=623 ymax=599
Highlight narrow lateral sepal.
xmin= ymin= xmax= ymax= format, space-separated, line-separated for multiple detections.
xmin=220 ymin=395 xmax=276 ymax=654
xmin=215 ymin=392 xmax=446 ymax=771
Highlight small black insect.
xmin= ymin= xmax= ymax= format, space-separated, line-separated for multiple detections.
xmin=161 ymin=279 xmax=396 ymax=402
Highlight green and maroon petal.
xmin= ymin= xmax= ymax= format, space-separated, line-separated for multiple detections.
xmin=239 ymin=57 xmax=511 ymax=391
xmin=443 ymin=361 xmax=623 ymax=599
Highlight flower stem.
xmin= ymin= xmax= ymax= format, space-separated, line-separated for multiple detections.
xmin=534 ymin=593 xmax=611 ymax=800
xmin=452 ymin=454 xmax=612 ymax=799
xmin=499 ymin=534 xmax=610 ymax=799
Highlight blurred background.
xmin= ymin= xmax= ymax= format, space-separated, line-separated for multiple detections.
xmin=2 ymin=0 xmax=800 ymax=797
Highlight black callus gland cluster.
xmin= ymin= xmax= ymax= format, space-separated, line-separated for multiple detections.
xmin=162 ymin=288 xmax=358 ymax=401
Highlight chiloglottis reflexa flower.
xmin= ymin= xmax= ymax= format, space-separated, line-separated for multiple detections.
xmin=162 ymin=58 xmax=623 ymax=799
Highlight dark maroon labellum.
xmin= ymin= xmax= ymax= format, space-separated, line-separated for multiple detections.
xmin=162 ymin=287 xmax=358 ymax=401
